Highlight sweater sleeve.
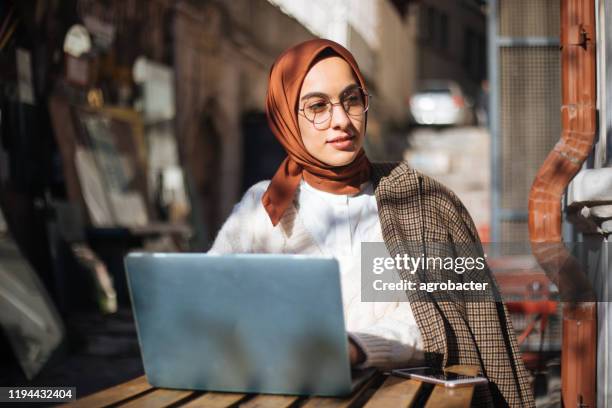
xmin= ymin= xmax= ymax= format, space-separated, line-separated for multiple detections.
xmin=208 ymin=183 xmax=266 ymax=254
xmin=349 ymin=301 xmax=425 ymax=369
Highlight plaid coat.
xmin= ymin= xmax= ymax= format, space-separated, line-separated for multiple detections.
xmin=371 ymin=162 xmax=534 ymax=407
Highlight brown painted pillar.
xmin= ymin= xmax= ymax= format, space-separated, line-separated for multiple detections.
xmin=528 ymin=0 xmax=597 ymax=406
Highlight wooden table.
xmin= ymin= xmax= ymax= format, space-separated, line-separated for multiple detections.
xmin=66 ymin=366 xmax=478 ymax=408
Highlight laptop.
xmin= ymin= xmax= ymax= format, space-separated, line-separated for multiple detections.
xmin=124 ymin=253 xmax=376 ymax=396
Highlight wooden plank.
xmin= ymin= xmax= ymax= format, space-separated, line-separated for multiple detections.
xmin=424 ymin=385 xmax=475 ymax=408
xmin=238 ymin=394 xmax=301 ymax=408
xmin=180 ymin=391 xmax=247 ymax=407
xmin=65 ymin=376 xmax=152 ymax=408
xmin=301 ymin=373 xmax=381 ymax=408
xmin=117 ymin=388 xmax=194 ymax=408
xmin=362 ymin=375 xmax=422 ymax=408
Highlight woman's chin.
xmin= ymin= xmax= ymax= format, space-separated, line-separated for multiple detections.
xmin=322 ymin=150 xmax=360 ymax=167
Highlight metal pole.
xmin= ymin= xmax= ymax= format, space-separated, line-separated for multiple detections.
xmin=487 ymin=0 xmax=501 ymax=245
xmin=598 ymin=0 xmax=612 ymax=405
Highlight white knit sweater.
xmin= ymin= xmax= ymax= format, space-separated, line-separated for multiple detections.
xmin=208 ymin=179 xmax=424 ymax=369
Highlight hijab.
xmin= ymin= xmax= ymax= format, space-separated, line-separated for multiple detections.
xmin=262 ymin=39 xmax=372 ymax=226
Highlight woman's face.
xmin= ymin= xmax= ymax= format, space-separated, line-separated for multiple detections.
xmin=297 ymin=56 xmax=366 ymax=167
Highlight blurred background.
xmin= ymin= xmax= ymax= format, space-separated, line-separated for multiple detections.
xmin=1 ymin=0 xmax=611 ymax=406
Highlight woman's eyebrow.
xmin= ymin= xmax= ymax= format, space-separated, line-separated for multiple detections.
xmin=300 ymin=83 xmax=360 ymax=101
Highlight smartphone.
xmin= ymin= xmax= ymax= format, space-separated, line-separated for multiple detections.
xmin=391 ymin=367 xmax=489 ymax=388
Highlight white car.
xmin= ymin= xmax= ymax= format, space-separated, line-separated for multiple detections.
xmin=409 ymin=80 xmax=474 ymax=126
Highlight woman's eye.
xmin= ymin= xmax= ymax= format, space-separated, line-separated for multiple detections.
xmin=307 ymin=102 xmax=328 ymax=112
xmin=344 ymin=95 xmax=361 ymax=105
xmin=344 ymin=91 xmax=365 ymax=105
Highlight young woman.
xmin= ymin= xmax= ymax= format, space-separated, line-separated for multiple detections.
xmin=209 ymin=39 xmax=534 ymax=407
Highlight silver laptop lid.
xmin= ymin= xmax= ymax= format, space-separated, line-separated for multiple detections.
xmin=125 ymin=253 xmax=353 ymax=396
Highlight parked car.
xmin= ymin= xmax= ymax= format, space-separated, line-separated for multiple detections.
xmin=409 ymin=80 xmax=475 ymax=126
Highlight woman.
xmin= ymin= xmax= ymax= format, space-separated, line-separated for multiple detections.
xmin=209 ymin=39 xmax=534 ymax=407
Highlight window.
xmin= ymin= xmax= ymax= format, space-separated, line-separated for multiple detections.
xmin=477 ymin=34 xmax=486 ymax=79
xmin=439 ymin=12 xmax=448 ymax=50
xmin=463 ymin=28 xmax=473 ymax=71
xmin=426 ymin=6 xmax=436 ymax=44
xmin=462 ymin=28 xmax=486 ymax=80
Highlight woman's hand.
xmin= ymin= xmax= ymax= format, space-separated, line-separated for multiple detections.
xmin=348 ymin=338 xmax=366 ymax=366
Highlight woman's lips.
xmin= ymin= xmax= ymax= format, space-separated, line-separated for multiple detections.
xmin=327 ymin=135 xmax=356 ymax=151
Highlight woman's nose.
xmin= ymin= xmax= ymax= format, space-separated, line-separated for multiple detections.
xmin=329 ymin=103 xmax=352 ymax=129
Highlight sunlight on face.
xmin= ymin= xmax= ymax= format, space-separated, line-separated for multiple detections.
xmin=298 ymin=56 xmax=366 ymax=167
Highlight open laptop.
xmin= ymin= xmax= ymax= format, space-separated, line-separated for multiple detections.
xmin=124 ymin=253 xmax=376 ymax=396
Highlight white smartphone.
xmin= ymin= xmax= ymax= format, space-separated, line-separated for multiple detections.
xmin=391 ymin=367 xmax=489 ymax=388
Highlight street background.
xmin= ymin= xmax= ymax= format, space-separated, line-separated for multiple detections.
xmin=4 ymin=0 xmax=602 ymax=405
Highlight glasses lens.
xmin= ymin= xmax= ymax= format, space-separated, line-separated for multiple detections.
xmin=342 ymin=88 xmax=367 ymax=117
xmin=303 ymin=98 xmax=331 ymax=124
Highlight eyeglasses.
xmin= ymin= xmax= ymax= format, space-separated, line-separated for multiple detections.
xmin=298 ymin=87 xmax=370 ymax=130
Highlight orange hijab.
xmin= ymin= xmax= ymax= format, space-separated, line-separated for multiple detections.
xmin=262 ymin=39 xmax=372 ymax=226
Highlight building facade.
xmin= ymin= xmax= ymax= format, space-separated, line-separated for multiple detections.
xmin=411 ymin=0 xmax=487 ymax=96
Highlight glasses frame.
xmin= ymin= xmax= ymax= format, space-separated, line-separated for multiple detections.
xmin=298 ymin=87 xmax=371 ymax=129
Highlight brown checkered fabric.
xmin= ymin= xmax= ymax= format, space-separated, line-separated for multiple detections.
xmin=371 ymin=162 xmax=535 ymax=408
